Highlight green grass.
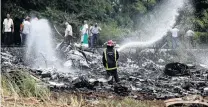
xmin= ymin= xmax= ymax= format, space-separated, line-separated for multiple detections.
xmin=1 ymin=70 xmax=50 ymax=99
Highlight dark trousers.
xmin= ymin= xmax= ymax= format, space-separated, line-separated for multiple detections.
xmin=65 ymin=35 xmax=72 ymax=45
xmin=88 ymin=36 xmax=91 ymax=48
xmin=21 ymin=33 xmax=28 ymax=45
xmin=4 ymin=32 xmax=13 ymax=46
xmin=91 ymin=34 xmax=98 ymax=48
xmin=106 ymin=69 xmax=119 ymax=84
xmin=14 ymin=32 xmax=21 ymax=45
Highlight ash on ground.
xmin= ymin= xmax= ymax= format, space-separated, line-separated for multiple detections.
xmin=1 ymin=46 xmax=208 ymax=100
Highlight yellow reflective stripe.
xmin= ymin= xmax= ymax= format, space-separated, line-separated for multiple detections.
xmin=106 ymin=67 xmax=117 ymax=70
xmin=114 ymin=49 xmax=117 ymax=68
xmin=115 ymin=49 xmax=116 ymax=61
xmin=104 ymin=49 xmax=108 ymax=69
xmin=104 ymin=49 xmax=107 ymax=61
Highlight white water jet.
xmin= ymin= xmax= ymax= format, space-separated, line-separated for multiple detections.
xmin=26 ymin=19 xmax=59 ymax=69
xmin=118 ymin=0 xmax=185 ymax=51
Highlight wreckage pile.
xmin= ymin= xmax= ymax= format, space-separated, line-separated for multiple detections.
xmin=1 ymin=46 xmax=208 ymax=100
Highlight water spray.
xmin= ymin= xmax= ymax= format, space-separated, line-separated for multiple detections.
xmin=118 ymin=0 xmax=185 ymax=52
xmin=26 ymin=19 xmax=58 ymax=68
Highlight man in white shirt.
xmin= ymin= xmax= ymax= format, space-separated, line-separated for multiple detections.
xmin=91 ymin=23 xmax=101 ymax=48
xmin=186 ymin=30 xmax=194 ymax=37
xmin=170 ymin=27 xmax=179 ymax=49
xmin=64 ymin=22 xmax=73 ymax=45
xmin=185 ymin=30 xmax=195 ymax=48
xmin=22 ymin=16 xmax=31 ymax=45
xmin=3 ymin=14 xmax=14 ymax=46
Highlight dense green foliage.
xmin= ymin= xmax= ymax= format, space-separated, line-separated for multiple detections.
xmin=192 ymin=0 xmax=208 ymax=43
xmin=193 ymin=0 xmax=208 ymax=32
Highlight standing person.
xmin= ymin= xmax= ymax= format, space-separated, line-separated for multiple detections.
xmin=14 ymin=17 xmax=22 ymax=45
xmin=3 ymin=13 xmax=14 ymax=46
xmin=170 ymin=27 xmax=179 ymax=49
xmin=81 ymin=20 xmax=89 ymax=47
xmin=91 ymin=23 xmax=101 ymax=48
xmin=64 ymin=22 xmax=73 ymax=45
xmin=185 ymin=30 xmax=195 ymax=48
xmin=20 ymin=19 xmax=24 ymax=44
xmin=88 ymin=23 xmax=93 ymax=48
xmin=102 ymin=40 xmax=119 ymax=84
xmin=22 ymin=16 xmax=31 ymax=46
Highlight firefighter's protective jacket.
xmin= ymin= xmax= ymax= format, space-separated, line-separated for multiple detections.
xmin=102 ymin=47 xmax=119 ymax=70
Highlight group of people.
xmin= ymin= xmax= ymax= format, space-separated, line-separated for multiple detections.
xmin=79 ymin=20 xmax=102 ymax=48
xmin=4 ymin=15 xmax=102 ymax=48
xmin=64 ymin=20 xmax=101 ymax=48
xmin=2 ymin=13 xmax=37 ymax=46
xmin=170 ymin=27 xmax=195 ymax=49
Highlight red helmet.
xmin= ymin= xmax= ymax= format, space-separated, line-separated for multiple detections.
xmin=107 ymin=40 xmax=114 ymax=46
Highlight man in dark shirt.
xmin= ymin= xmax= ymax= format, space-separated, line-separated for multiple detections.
xmin=102 ymin=40 xmax=119 ymax=84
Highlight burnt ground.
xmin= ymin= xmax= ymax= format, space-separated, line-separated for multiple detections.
xmin=1 ymin=46 xmax=208 ymax=100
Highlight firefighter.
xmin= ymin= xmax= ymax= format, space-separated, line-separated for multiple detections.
xmin=102 ymin=40 xmax=119 ymax=84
